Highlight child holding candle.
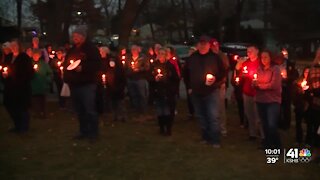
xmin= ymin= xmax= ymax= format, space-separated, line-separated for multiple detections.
xmin=254 ymin=49 xmax=282 ymax=149
xmin=49 ymin=48 xmax=67 ymax=109
xmin=31 ymin=49 xmax=53 ymax=119
xmin=151 ymin=48 xmax=179 ymax=136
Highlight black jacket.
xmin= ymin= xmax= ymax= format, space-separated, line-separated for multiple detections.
xmin=100 ymin=56 xmax=126 ymax=98
xmin=150 ymin=61 xmax=180 ymax=98
xmin=124 ymin=54 xmax=150 ymax=80
xmin=185 ymin=51 xmax=226 ymax=96
xmin=63 ymin=41 xmax=101 ymax=86
xmin=2 ymin=53 xmax=34 ymax=108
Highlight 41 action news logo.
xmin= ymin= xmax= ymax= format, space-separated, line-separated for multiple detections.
xmin=284 ymin=148 xmax=312 ymax=163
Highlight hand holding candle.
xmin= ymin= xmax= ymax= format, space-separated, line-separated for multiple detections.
xmin=205 ymin=74 xmax=215 ymax=86
xmin=2 ymin=66 xmax=8 ymax=78
xmin=102 ymin=74 xmax=107 ymax=88
xmin=301 ymin=79 xmax=309 ymax=91
xmin=155 ymin=68 xmax=163 ymax=81
xmin=235 ymin=77 xmax=240 ymax=85
xmin=33 ymin=64 xmax=38 ymax=71
xmin=243 ymin=66 xmax=248 ymax=74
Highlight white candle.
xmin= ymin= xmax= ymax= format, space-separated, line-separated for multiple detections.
xmin=235 ymin=77 xmax=240 ymax=83
xmin=243 ymin=66 xmax=248 ymax=74
xmin=253 ymin=73 xmax=258 ymax=81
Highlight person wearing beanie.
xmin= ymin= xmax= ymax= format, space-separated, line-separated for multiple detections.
xmin=63 ymin=26 xmax=102 ymax=141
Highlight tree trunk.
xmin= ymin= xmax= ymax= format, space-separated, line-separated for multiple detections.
xmin=118 ymin=0 xmax=150 ymax=47
xmin=235 ymin=0 xmax=246 ymax=41
xmin=16 ymin=0 xmax=23 ymax=29
xmin=182 ymin=0 xmax=189 ymax=42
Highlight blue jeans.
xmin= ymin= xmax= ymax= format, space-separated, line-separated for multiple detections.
xmin=192 ymin=90 xmax=221 ymax=144
xmin=71 ymin=84 xmax=99 ymax=137
xmin=127 ymin=79 xmax=148 ymax=113
xmin=256 ymin=102 xmax=281 ymax=148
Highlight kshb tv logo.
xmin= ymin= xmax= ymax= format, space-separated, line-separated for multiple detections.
xmin=284 ymin=148 xmax=312 ymax=163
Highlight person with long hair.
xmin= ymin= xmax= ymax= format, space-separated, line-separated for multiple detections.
xmin=254 ymin=50 xmax=282 ymax=148
xmin=151 ymin=48 xmax=179 ymax=136
xmin=1 ymin=39 xmax=34 ymax=133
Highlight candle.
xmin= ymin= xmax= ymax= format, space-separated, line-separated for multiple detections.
xmin=281 ymin=70 xmax=287 ymax=79
xmin=122 ymin=60 xmax=125 ymax=65
xmin=2 ymin=66 xmax=8 ymax=77
xmin=235 ymin=77 xmax=240 ymax=83
xmin=70 ymin=60 xmax=74 ymax=64
xmin=205 ymin=74 xmax=214 ymax=86
xmin=301 ymin=79 xmax=309 ymax=91
xmin=157 ymin=69 xmax=161 ymax=74
xmin=172 ymin=57 xmax=177 ymax=60
xmin=52 ymin=50 xmax=55 ymax=54
xmin=33 ymin=64 xmax=38 ymax=71
xmin=121 ymin=55 xmax=126 ymax=60
xmin=253 ymin=73 xmax=258 ymax=81
xmin=102 ymin=74 xmax=107 ymax=88
xmin=60 ymin=66 xmax=64 ymax=71
xmin=150 ymin=59 xmax=154 ymax=63
xmin=243 ymin=66 xmax=248 ymax=74
xmin=0 ymin=65 xmax=2 ymax=71
xmin=57 ymin=61 xmax=62 ymax=67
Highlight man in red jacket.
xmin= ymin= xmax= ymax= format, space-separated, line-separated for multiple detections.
xmin=237 ymin=45 xmax=264 ymax=141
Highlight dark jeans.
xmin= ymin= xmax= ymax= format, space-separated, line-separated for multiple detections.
xmin=234 ymin=87 xmax=245 ymax=126
xmin=70 ymin=84 xmax=99 ymax=138
xmin=294 ymin=108 xmax=304 ymax=143
xmin=280 ymin=89 xmax=292 ymax=130
xmin=256 ymin=102 xmax=282 ymax=149
xmin=127 ymin=79 xmax=148 ymax=113
xmin=192 ymin=90 xmax=221 ymax=144
xmin=155 ymin=95 xmax=176 ymax=134
xmin=5 ymin=105 xmax=30 ymax=132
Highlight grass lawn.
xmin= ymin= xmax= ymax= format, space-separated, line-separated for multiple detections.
xmin=0 ymin=100 xmax=319 ymax=180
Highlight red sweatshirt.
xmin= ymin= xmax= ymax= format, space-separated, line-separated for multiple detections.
xmin=240 ymin=59 xmax=260 ymax=96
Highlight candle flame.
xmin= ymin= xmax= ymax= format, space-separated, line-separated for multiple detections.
xmin=235 ymin=77 xmax=240 ymax=82
xmin=70 ymin=60 xmax=74 ymax=64
xmin=33 ymin=64 xmax=38 ymax=70
xmin=173 ymin=57 xmax=177 ymax=60
xmin=3 ymin=67 xmax=8 ymax=72
xmin=253 ymin=73 xmax=257 ymax=80
xmin=57 ymin=61 xmax=61 ymax=66
xmin=121 ymin=55 xmax=126 ymax=60
xmin=150 ymin=59 xmax=154 ymax=63
xmin=60 ymin=66 xmax=63 ymax=71
xmin=243 ymin=66 xmax=248 ymax=74
xmin=0 ymin=65 xmax=2 ymax=70
xmin=102 ymin=74 xmax=106 ymax=78
xmin=157 ymin=69 xmax=161 ymax=74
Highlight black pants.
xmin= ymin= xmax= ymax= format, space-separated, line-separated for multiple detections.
xmin=305 ymin=107 xmax=320 ymax=147
xmin=5 ymin=105 xmax=30 ymax=132
xmin=279 ymin=89 xmax=292 ymax=130
xmin=186 ymin=91 xmax=194 ymax=116
xmin=294 ymin=108 xmax=304 ymax=143
xmin=157 ymin=96 xmax=176 ymax=135
xmin=234 ymin=87 xmax=245 ymax=126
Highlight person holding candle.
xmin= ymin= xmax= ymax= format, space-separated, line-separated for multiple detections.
xmin=31 ymin=37 xmax=50 ymax=63
xmin=147 ymin=44 xmax=162 ymax=106
xmin=305 ymin=48 xmax=320 ymax=161
xmin=125 ymin=44 xmax=150 ymax=117
xmin=276 ymin=48 xmax=299 ymax=130
xmin=151 ymin=48 xmax=179 ymax=136
xmin=210 ymin=38 xmax=230 ymax=136
xmin=239 ymin=45 xmax=263 ymax=142
xmin=232 ymin=61 xmax=246 ymax=128
xmin=253 ymin=50 xmax=282 ymax=149
xmin=2 ymin=39 xmax=34 ymax=133
xmin=99 ymin=46 xmax=126 ymax=122
xmin=63 ymin=26 xmax=102 ymax=141
xmin=49 ymin=48 xmax=67 ymax=109
xmin=292 ymin=67 xmax=310 ymax=146
xmin=30 ymin=49 xmax=53 ymax=119
xmin=184 ymin=36 xmax=226 ymax=148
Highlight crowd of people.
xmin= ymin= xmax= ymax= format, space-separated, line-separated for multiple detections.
xmin=0 ymin=26 xmax=319 ymax=160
